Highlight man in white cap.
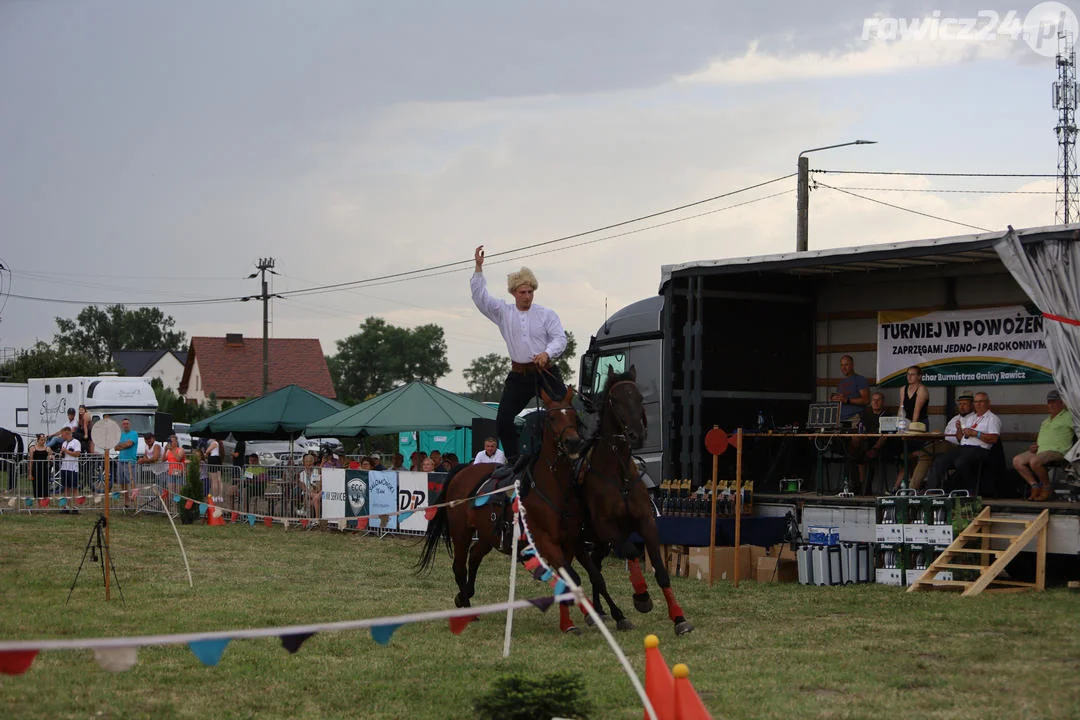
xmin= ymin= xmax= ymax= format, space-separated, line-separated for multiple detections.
xmin=471 ymin=245 xmax=567 ymax=462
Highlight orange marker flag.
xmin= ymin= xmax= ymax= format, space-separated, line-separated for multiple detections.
xmin=672 ymin=664 xmax=711 ymax=720
xmin=644 ymin=634 xmax=675 ymax=720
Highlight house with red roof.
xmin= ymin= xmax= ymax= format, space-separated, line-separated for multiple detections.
xmin=179 ymin=334 xmax=336 ymax=404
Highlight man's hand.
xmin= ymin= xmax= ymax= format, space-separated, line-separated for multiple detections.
xmin=533 ymin=351 xmax=550 ymax=369
xmin=474 ymin=245 xmax=485 ymax=272
xmin=830 ymin=392 xmax=842 ymax=402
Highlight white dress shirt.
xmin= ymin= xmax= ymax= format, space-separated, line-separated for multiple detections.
xmin=471 ymin=273 xmax=566 ymax=364
xmin=943 ymin=412 xmax=975 ymax=446
xmin=962 ymin=410 xmax=1001 ymax=450
xmin=473 ymin=447 xmax=508 ymax=465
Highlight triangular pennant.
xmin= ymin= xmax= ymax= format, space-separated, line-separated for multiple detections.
xmin=58 ymin=497 xmax=68 ymax=507
xmin=552 ymin=579 xmax=568 ymax=596
xmin=280 ymin=632 xmax=315 ymax=654
xmin=282 ymin=519 xmax=290 ymax=530
xmin=188 ymin=638 xmax=231 ymax=666
xmin=300 ymin=518 xmax=309 ymax=528
xmin=473 ymin=494 xmax=492 ymax=507
xmin=247 ymin=514 xmax=256 ymax=526
xmin=75 ymin=496 xmax=86 ymax=506
xmin=523 ymin=557 xmax=541 ymax=572
xmin=263 ymin=516 xmax=273 ymax=527
xmin=356 ymin=516 xmax=369 ymax=530
xmin=24 ymin=497 xmax=33 ymax=507
xmin=161 ymin=490 xmax=170 ymax=502
xmin=40 ymin=498 xmax=50 ymax=508
xmin=448 ymin=615 xmax=479 ymax=635
xmin=184 ymin=499 xmax=194 ymax=510
xmin=130 ymin=488 xmax=139 ymax=499
xmin=111 ymin=492 xmax=121 ymax=501
xmin=511 ymin=497 xmax=520 ymax=513
xmin=6 ymin=496 xmax=16 ymax=508
xmin=378 ymin=514 xmax=390 ymax=527
xmin=198 ymin=503 xmax=208 ymax=517
xmin=398 ymin=511 xmax=414 ymax=523
xmin=540 ymin=569 xmax=553 ymax=582
xmin=370 ymin=624 xmax=404 ymax=646
xmin=527 ymin=596 xmax=556 ymax=612
xmin=93 ymin=647 xmax=138 ymax=672
xmin=531 ymin=567 xmax=547 ymax=581
xmin=173 ymin=494 xmax=182 ymax=503
xmin=0 ymin=649 xmax=39 ymax=675
xmin=424 ymin=507 xmax=438 ymax=521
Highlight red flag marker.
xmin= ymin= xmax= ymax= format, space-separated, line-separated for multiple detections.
xmin=0 ymin=650 xmax=39 ymax=675
xmin=448 ymin=615 xmax=479 ymax=635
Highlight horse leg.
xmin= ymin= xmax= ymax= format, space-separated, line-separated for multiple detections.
xmin=461 ymin=539 xmax=492 ymax=609
xmin=581 ymin=544 xmax=633 ymax=631
xmin=451 ymin=531 xmax=472 ymax=608
xmin=628 ymin=557 xmax=654 ymax=613
xmin=556 ymin=562 xmax=584 ymax=636
xmin=640 ymin=525 xmax=693 ymax=635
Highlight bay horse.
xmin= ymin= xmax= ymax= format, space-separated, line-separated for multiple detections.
xmin=417 ymin=385 xmax=588 ymax=634
xmin=578 ymin=367 xmax=693 ymax=635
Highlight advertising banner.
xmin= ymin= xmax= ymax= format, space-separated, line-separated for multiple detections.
xmin=344 ymin=469 xmax=368 ymax=519
xmin=367 ymin=470 xmax=398 ymax=529
xmin=322 ymin=467 xmax=347 ymax=519
xmin=876 ymin=306 xmax=1052 ymax=387
xmin=397 ymin=471 xmax=429 ymax=533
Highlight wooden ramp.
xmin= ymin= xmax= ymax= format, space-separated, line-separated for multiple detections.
xmin=907 ymin=507 xmax=1049 ymax=597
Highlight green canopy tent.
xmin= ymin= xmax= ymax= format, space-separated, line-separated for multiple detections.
xmin=188 ymin=384 xmax=348 ymax=441
xmin=304 ymin=382 xmax=497 ymax=438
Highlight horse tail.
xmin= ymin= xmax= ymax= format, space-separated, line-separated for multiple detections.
xmin=415 ymin=482 xmax=452 ymax=575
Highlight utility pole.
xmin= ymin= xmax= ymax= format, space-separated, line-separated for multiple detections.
xmin=1054 ymin=31 xmax=1078 ymax=224
xmin=254 ymin=258 xmax=276 ymax=395
xmin=796 ymin=140 xmax=876 ymax=252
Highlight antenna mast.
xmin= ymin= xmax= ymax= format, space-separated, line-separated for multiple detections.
xmin=1054 ymin=31 xmax=1079 ymax=223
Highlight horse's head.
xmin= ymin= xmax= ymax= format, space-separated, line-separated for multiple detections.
xmin=540 ymin=385 xmax=584 ymax=460
xmin=602 ymin=365 xmax=646 ymax=450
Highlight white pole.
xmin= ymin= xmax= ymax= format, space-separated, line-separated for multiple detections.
xmin=158 ymin=488 xmax=194 ymax=587
xmin=501 ymin=509 xmax=520 ymax=658
xmin=556 ymin=568 xmax=658 ymax=720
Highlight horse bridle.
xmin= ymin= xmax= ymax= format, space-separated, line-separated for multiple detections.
xmin=602 ymin=380 xmax=647 ymax=450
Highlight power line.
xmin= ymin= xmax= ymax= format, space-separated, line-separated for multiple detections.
xmin=814 ymin=169 xmax=1056 ymax=178
xmin=2 ymin=292 xmax=243 ymax=307
xmin=816 ymin=182 xmax=990 ymax=232
xmin=825 ymin=186 xmax=1056 ymax=195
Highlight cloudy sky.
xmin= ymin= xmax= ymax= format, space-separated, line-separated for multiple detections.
xmin=1 ymin=0 xmax=1076 ymax=392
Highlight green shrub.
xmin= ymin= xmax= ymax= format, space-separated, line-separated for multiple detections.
xmin=179 ymin=456 xmax=203 ymax=525
xmin=473 ymin=671 xmax=592 ymax=720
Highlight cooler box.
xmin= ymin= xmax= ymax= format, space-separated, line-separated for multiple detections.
xmin=807 ymin=525 xmax=840 ymax=546
xmin=840 ymin=541 xmax=874 ymax=584
xmin=875 ymin=542 xmax=904 ymax=586
xmin=875 ymin=496 xmax=906 ymax=543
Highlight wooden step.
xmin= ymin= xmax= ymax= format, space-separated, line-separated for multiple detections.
xmin=985 ymin=579 xmax=1037 ymax=588
xmin=972 ymin=517 xmax=1031 ymax=525
xmin=941 ymin=548 xmax=998 ymax=554
xmin=912 ymin=579 xmax=969 ymax=588
xmin=935 ymin=563 xmax=988 ymax=571
xmin=962 ymin=533 xmax=1021 ymax=540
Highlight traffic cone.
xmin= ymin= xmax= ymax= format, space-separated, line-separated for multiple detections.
xmin=644 ymin=634 xmax=675 ymax=720
xmin=206 ymin=495 xmax=226 ymax=526
xmin=671 ymin=664 xmax=711 ymax=720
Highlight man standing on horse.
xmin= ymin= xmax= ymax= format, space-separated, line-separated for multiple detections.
xmin=471 ymin=245 xmax=567 ymax=462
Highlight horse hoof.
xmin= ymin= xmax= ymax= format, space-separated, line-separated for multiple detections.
xmin=563 ymin=625 xmax=582 ymax=636
xmin=454 ymin=595 xmax=471 ymax=609
xmin=616 ymin=618 xmax=635 ymax=631
xmin=585 ymin=612 xmax=608 ymax=627
xmin=633 ymin=593 xmax=654 ymax=614
xmin=674 ymin=620 xmax=694 ymax=636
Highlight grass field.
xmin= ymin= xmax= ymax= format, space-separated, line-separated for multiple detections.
xmin=1 ymin=513 xmax=1078 ymax=720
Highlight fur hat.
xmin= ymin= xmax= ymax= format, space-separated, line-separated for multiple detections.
xmin=507 ymin=267 xmax=538 ymax=293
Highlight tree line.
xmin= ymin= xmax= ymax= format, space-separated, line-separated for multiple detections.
xmin=0 ymin=305 xmax=578 ymax=410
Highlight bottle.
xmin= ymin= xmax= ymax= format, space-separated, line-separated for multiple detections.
xmin=897 ymin=405 xmax=908 ymax=434
xmin=757 ymin=410 xmax=766 ymax=432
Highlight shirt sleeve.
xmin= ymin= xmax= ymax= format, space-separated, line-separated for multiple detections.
xmin=470 ymin=273 xmax=503 ymax=324
xmin=984 ymin=413 xmax=1002 ymax=436
xmin=543 ymin=308 xmax=567 ymax=358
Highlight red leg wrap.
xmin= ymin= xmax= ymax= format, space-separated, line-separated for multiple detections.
xmin=662 ymin=587 xmax=685 ymax=622
xmin=628 ymin=558 xmax=649 ymax=595
xmin=559 ymin=603 xmax=575 ymax=633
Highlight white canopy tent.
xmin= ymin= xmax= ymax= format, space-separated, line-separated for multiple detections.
xmin=995 ymin=226 xmax=1080 ymax=460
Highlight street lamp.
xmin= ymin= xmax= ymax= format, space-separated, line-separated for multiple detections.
xmin=796 ymin=140 xmax=876 ymax=252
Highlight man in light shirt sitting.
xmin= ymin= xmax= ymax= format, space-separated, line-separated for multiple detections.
xmin=473 ymin=437 xmax=507 ymax=465
xmin=927 ymin=391 xmax=1000 ymax=492
xmin=902 ymin=393 xmax=974 ymax=491
xmin=1013 ymin=389 xmax=1074 ymax=501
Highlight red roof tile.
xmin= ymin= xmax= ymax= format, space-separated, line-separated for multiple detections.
xmin=180 ymin=337 xmax=336 ymax=400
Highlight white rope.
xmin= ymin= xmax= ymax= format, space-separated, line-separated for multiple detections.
xmin=0 ymin=594 xmax=576 ymax=652
xmin=556 ymin=568 xmax=658 ymax=720
xmin=156 ymin=488 xmax=193 ymax=588
xmin=502 ymin=505 xmax=521 ymax=658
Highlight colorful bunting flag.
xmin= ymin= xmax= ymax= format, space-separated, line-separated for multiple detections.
xmin=424 ymin=507 xmax=438 ymax=521
xmin=0 ymin=650 xmax=38 ymax=676
xmin=398 ymin=511 xmax=414 ymax=523
xmin=280 ymin=632 xmax=315 ymax=654
xmin=188 ymin=638 xmax=231 ymax=667
xmin=247 ymin=514 xmax=256 ymax=526
xmin=173 ymin=494 xmax=182 ymax=503
xmin=39 ymin=498 xmax=49 ymax=508
xmin=24 ymin=498 xmax=33 ymax=507
xmin=370 ymin=624 xmax=403 ymax=646
xmin=93 ymin=647 xmax=138 ymax=672
xmin=75 ymin=496 xmax=86 ymax=506
xmin=184 ymin=499 xmax=194 ymax=510
xmin=198 ymin=503 xmax=207 ymax=517
xmin=263 ymin=516 xmax=273 ymax=528
xmin=448 ymin=615 xmax=478 ymax=635
xmin=527 ymin=597 xmax=555 ymax=612
xmin=356 ymin=517 xmax=369 ymax=530
xmin=58 ymin=498 xmax=68 ymax=507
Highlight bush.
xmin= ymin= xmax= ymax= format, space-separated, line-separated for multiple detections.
xmin=473 ymin=671 xmax=592 ymax=720
xmin=179 ymin=456 xmax=203 ymax=525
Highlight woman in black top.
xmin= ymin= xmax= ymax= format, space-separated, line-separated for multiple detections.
xmin=28 ymin=433 xmax=52 ymax=499
xmin=901 ymin=365 xmax=930 ymax=426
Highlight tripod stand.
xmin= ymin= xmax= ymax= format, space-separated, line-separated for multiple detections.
xmin=67 ymin=514 xmax=125 ymax=604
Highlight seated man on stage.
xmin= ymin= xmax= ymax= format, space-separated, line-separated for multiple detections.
xmin=848 ymin=391 xmax=895 ymax=495
xmin=926 ymin=392 xmax=1000 ymax=492
xmin=898 ymin=393 xmax=974 ymax=491
xmin=1013 ymin=389 xmax=1073 ymax=501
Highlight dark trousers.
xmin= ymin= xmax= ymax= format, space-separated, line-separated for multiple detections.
xmin=927 ymin=445 xmax=987 ymax=491
xmin=496 ymin=366 xmax=566 ymax=458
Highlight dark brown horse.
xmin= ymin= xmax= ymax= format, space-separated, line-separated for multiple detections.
xmin=578 ymin=367 xmax=693 ymax=635
xmin=417 ymin=386 xmax=588 ymax=633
